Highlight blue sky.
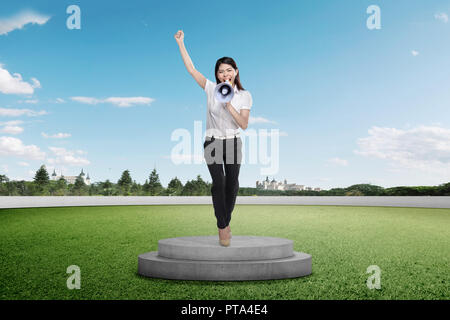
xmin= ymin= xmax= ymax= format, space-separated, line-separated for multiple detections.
xmin=1 ymin=0 xmax=450 ymax=189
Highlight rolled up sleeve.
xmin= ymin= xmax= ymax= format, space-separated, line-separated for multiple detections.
xmin=240 ymin=91 xmax=253 ymax=110
xmin=204 ymin=78 xmax=214 ymax=94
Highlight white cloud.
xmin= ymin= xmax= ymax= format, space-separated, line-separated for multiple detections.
xmin=41 ymin=132 xmax=71 ymax=139
xmin=0 ymin=64 xmax=41 ymax=95
xmin=55 ymin=98 xmax=65 ymax=103
xmin=411 ymin=50 xmax=419 ymax=56
xmin=104 ymin=97 xmax=154 ymax=107
xmin=0 ymin=107 xmax=47 ymax=117
xmin=0 ymin=136 xmax=46 ymax=160
xmin=0 ymin=120 xmax=24 ymax=126
xmin=434 ymin=12 xmax=449 ymax=23
xmin=0 ymin=10 xmax=51 ymax=35
xmin=354 ymin=125 xmax=450 ymax=175
xmin=1 ymin=125 xmax=23 ymax=134
xmin=327 ymin=157 xmax=348 ymax=166
xmin=30 ymin=78 xmax=41 ymax=89
xmin=249 ymin=116 xmax=277 ymax=125
xmin=0 ymin=120 xmax=24 ymax=135
xmin=23 ymin=99 xmax=39 ymax=104
xmin=71 ymin=96 xmax=155 ymax=107
xmin=48 ymin=146 xmax=90 ymax=166
xmin=70 ymin=96 xmax=101 ymax=105
xmin=1 ymin=164 xmax=8 ymax=173
xmin=18 ymin=161 xmax=30 ymax=167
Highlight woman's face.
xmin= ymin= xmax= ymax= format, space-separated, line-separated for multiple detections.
xmin=217 ymin=63 xmax=238 ymax=85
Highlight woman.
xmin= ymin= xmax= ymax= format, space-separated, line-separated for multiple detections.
xmin=174 ymin=30 xmax=253 ymax=247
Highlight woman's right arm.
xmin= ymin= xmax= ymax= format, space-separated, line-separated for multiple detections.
xmin=174 ymin=30 xmax=206 ymax=90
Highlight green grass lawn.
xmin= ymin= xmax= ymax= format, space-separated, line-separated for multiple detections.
xmin=0 ymin=204 xmax=449 ymax=300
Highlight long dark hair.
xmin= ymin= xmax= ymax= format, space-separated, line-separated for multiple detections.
xmin=214 ymin=57 xmax=245 ymax=91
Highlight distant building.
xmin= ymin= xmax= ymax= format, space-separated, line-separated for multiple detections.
xmin=256 ymin=177 xmax=321 ymax=191
xmin=256 ymin=177 xmax=310 ymax=191
xmin=51 ymin=168 xmax=91 ymax=185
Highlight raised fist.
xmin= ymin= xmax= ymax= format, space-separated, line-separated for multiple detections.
xmin=174 ymin=30 xmax=184 ymax=43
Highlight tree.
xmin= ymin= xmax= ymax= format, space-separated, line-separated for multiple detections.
xmin=437 ymin=182 xmax=450 ymax=196
xmin=101 ymin=179 xmax=113 ymax=196
xmin=167 ymin=177 xmax=183 ymax=196
xmin=33 ymin=165 xmax=50 ymax=193
xmin=193 ymin=175 xmax=209 ymax=195
xmin=181 ymin=180 xmax=196 ymax=195
xmin=117 ymin=170 xmax=133 ymax=195
xmin=142 ymin=179 xmax=149 ymax=194
xmin=148 ymin=168 xmax=163 ymax=195
xmin=345 ymin=190 xmax=364 ymax=196
xmin=0 ymin=174 xmax=9 ymax=183
xmin=15 ymin=180 xmax=29 ymax=196
xmin=130 ymin=180 xmax=140 ymax=195
xmin=0 ymin=174 xmax=9 ymax=195
xmin=327 ymin=187 xmax=347 ymax=196
xmin=48 ymin=181 xmax=58 ymax=196
xmin=88 ymin=182 xmax=102 ymax=196
xmin=345 ymin=184 xmax=384 ymax=196
xmin=55 ymin=177 xmax=68 ymax=196
xmin=73 ymin=175 xmax=88 ymax=195
xmin=181 ymin=175 xmax=209 ymax=195
xmin=384 ymin=186 xmax=412 ymax=196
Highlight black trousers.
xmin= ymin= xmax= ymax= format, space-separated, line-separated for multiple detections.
xmin=203 ymin=136 xmax=242 ymax=229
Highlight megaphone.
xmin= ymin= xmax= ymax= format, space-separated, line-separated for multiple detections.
xmin=214 ymin=80 xmax=234 ymax=103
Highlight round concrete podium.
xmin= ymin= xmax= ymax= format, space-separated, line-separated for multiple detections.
xmin=138 ymin=236 xmax=312 ymax=281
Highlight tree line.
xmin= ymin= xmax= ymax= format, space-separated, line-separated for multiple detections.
xmin=0 ymin=165 xmax=210 ymax=196
xmin=1 ymin=165 xmax=449 ymax=196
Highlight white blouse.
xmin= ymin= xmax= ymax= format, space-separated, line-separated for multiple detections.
xmin=204 ymin=78 xmax=253 ymax=138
